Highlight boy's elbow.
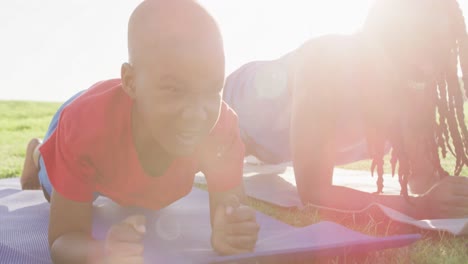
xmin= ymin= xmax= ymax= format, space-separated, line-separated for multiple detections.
xmin=50 ymin=235 xmax=76 ymax=264
xmin=49 ymin=233 xmax=100 ymax=264
xmin=50 ymin=237 xmax=65 ymax=264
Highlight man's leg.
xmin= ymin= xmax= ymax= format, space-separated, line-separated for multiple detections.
xmin=20 ymin=138 xmax=42 ymax=190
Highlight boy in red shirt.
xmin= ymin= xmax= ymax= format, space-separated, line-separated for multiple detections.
xmin=19 ymin=0 xmax=259 ymax=263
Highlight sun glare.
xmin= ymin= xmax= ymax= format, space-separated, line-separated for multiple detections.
xmin=1 ymin=0 xmax=375 ymax=101
xmin=303 ymin=0 xmax=373 ymax=35
xmin=201 ymin=0 xmax=373 ymax=74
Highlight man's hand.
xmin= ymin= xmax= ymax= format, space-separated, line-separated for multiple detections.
xmin=417 ymin=176 xmax=468 ymax=219
xmin=104 ymin=215 xmax=146 ymax=264
xmin=211 ymin=195 xmax=260 ymax=255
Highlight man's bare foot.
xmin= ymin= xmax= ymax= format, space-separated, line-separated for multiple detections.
xmin=20 ymin=138 xmax=42 ymax=190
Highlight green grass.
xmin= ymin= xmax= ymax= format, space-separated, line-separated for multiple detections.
xmin=338 ymin=152 xmax=468 ymax=178
xmin=1 ymin=100 xmax=467 ymax=263
xmin=0 ymin=101 xmax=61 ymax=178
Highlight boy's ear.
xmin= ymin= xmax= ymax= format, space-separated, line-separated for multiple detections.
xmin=121 ymin=62 xmax=137 ymax=99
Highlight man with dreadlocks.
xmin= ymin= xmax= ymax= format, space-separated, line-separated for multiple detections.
xmin=224 ymin=0 xmax=468 ymax=219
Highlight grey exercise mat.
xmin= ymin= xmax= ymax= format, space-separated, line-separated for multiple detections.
xmin=194 ymin=161 xmax=468 ymax=236
xmin=0 ymin=179 xmax=420 ymax=263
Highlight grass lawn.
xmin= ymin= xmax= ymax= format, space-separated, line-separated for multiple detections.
xmin=0 ymin=101 xmax=61 ymax=178
xmin=1 ymin=100 xmax=467 ymax=263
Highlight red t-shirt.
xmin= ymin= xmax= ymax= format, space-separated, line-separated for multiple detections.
xmin=39 ymin=79 xmax=244 ymax=209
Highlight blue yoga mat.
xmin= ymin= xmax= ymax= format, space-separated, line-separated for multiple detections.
xmin=0 ymin=187 xmax=420 ymax=264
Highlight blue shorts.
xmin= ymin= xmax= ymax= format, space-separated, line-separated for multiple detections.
xmin=38 ymin=91 xmax=86 ymax=197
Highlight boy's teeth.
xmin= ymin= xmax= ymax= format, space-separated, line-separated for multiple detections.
xmin=179 ymin=133 xmax=193 ymax=138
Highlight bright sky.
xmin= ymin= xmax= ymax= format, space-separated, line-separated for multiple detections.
xmin=0 ymin=0 xmax=467 ymax=102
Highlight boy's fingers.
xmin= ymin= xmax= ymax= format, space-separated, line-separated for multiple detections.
xmin=227 ymin=206 xmax=256 ymax=223
xmin=214 ymin=242 xmax=252 ymax=256
xmin=122 ymin=215 xmax=146 ymax=234
xmin=106 ymin=241 xmax=144 ymax=256
xmin=213 ymin=204 xmax=226 ymax=229
xmin=107 ymin=215 xmax=146 ymax=243
xmin=225 ymin=222 xmax=260 ymax=236
xmin=106 ymin=255 xmax=144 ymax=264
xmin=224 ymin=195 xmax=241 ymax=216
xmin=108 ymin=224 xmax=145 ymax=242
xmin=225 ymin=235 xmax=257 ymax=251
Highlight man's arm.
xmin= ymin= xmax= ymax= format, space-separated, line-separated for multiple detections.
xmin=290 ymin=39 xmax=468 ymax=220
xmin=290 ymin=76 xmax=421 ymax=216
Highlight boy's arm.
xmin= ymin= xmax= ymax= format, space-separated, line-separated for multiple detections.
xmin=208 ymin=183 xmax=260 ymax=255
xmin=48 ymin=190 xmax=104 ymax=264
xmin=208 ymin=184 xmax=246 ymax=227
xmin=48 ymin=191 xmax=146 ymax=264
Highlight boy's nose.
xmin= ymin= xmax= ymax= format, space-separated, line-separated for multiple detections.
xmin=181 ymin=101 xmax=208 ymax=122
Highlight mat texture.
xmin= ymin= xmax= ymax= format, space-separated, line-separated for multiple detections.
xmin=195 ymin=160 xmax=468 ymax=236
xmin=0 ymin=179 xmax=420 ymax=263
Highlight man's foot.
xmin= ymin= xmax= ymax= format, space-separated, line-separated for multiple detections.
xmin=20 ymin=138 xmax=42 ymax=190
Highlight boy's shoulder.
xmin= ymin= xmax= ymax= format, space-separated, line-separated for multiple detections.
xmin=64 ymin=79 xmax=126 ymax=116
xmin=210 ymin=101 xmax=239 ymax=136
xmin=197 ymin=101 xmax=240 ymax=158
xmin=196 ymin=101 xmax=244 ymax=190
xmin=57 ymin=79 xmax=131 ymax=149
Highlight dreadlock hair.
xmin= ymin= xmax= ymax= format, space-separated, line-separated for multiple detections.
xmin=361 ymin=0 xmax=468 ymax=196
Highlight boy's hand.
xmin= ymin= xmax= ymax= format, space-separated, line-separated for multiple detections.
xmin=104 ymin=215 xmax=146 ymax=264
xmin=211 ymin=195 xmax=260 ymax=255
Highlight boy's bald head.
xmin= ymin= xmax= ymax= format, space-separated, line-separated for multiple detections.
xmin=122 ymin=0 xmax=226 ymax=159
xmin=127 ymin=0 xmax=223 ymax=65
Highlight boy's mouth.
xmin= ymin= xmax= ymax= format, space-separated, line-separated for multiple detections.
xmin=175 ymin=131 xmax=201 ymax=146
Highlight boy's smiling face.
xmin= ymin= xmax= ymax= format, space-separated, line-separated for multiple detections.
xmin=121 ymin=0 xmax=225 ymax=158
xmin=132 ymin=40 xmax=225 ymax=157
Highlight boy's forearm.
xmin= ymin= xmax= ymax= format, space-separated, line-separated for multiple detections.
xmin=208 ymin=184 xmax=246 ymax=228
xmin=50 ymin=232 xmax=105 ymax=264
